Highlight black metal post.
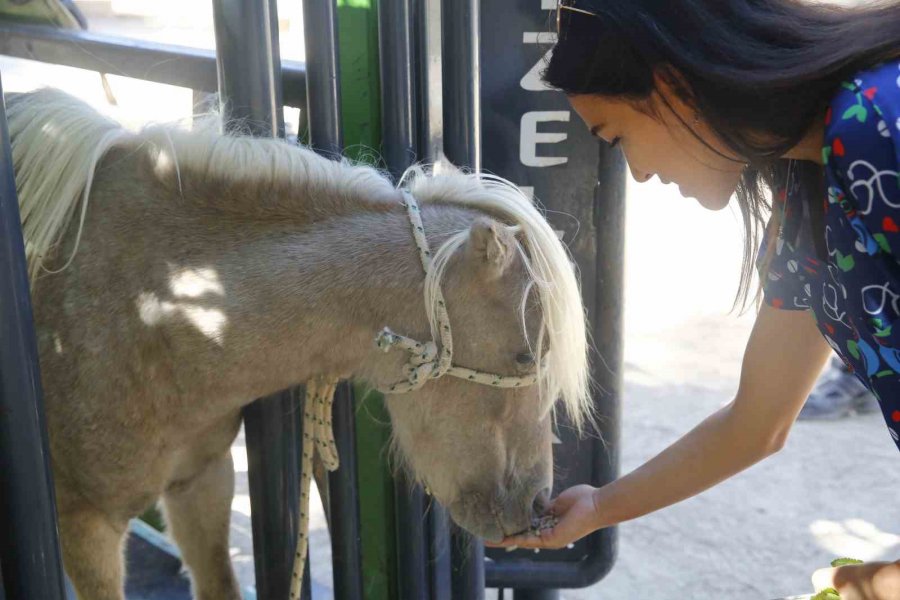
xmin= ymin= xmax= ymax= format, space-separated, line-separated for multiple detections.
xmin=428 ymin=503 xmax=452 ymax=600
xmin=213 ymin=0 xmax=285 ymax=137
xmin=410 ymin=3 xmax=454 ymax=597
xmin=452 ymin=531 xmax=485 ymax=600
xmin=441 ymin=1 xmax=487 ymax=597
xmin=377 ymin=1 xmax=435 ymax=598
xmin=327 ymin=383 xmax=364 ymax=600
xmin=211 ymin=2 xmax=296 ymax=600
xmin=378 ymin=0 xmax=417 ymax=182
xmin=300 ymin=3 xmax=365 ymax=596
xmin=442 ymin=0 xmax=481 ymax=172
xmin=0 ymin=74 xmax=67 ymax=600
xmin=242 ymin=392 xmax=302 ymax=599
xmin=302 ymin=0 xmax=343 ymax=157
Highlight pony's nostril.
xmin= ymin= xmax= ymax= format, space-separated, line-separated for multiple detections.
xmin=531 ymin=486 xmax=551 ymax=516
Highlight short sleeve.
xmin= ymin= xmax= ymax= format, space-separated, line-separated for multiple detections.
xmin=756 ymin=215 xmax=813 ymax=311
xmin=825 ymin=70 xmax=900 ymax=259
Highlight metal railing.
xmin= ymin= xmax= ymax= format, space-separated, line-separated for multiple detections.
xmin=0 ymin=22 xmax=308 ymax=108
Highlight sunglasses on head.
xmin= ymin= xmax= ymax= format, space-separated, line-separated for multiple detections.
xmin=556 ymin=0 xmax=601 ymax=39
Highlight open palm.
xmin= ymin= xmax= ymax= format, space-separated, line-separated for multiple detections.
xmin=487 ymin=485 xmax=602 ymax=550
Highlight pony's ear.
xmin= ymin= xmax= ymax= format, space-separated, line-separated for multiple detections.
xmin=465 ymin=217 xmax=515 ymax=280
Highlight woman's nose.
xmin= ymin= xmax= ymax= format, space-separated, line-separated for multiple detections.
xmin=630 ymin=167 xmax=652 ymax=183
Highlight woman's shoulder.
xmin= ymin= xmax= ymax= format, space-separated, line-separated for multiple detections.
xmin=825 ymin=58 xmax=900 ymax=145
xmin=823 ymin=58 xmax=899 ymax=168
xmin=822 ymin=57 xmax=900 ymax=259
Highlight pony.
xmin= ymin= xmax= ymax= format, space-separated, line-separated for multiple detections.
xmin=7 ymin=87 xmax=591 ymax=600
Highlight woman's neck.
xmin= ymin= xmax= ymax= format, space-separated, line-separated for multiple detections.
xmin=782 ymin=115 xmax=827 ymax=165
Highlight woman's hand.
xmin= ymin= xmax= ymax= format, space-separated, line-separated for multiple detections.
xmin=485 ymin=485 xmax=604 ymax=550
xmin=812 ymin=561 xmax=900 ymax=600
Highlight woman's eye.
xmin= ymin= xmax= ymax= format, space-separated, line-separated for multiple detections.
xmin=608 ymin=137 xmax=622 ymax=148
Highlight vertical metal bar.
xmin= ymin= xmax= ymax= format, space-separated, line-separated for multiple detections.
xmin=302 ymin=554 xmax=312 ymax=599
xmin=242 ymin=392 xmax=301 ymax=600
xmin=213 ymin=0 xmax=285 ymax=137
xmin=0 ymin=74 xmax=67 ymax=600
xmin=377 ymin=0 xmax=416 ymax=181
xmin=393 ymin=477 xmax=429 ymax=598
xmin=302 ymin=0 xmax=343 ymax=156
xmin=377 ymin=1 xmax=434 ymax=596
xmin=211 ymin=2 xmax=295 ymax=599
xmin=327 ymin=384 xmax=364 ymax=599
xmin=441 ymin=0 xmax=481 ymax=171
xmin=452 ymin=531 xmax=485 ymax=600
xmin=442 ymin=1 xmax=487 ymax=597
xmin=420 ymin=0 xmax=445 ymax=165
xmin=301 ymin=3 xmax=365 ymax=597
xmin=428 ymin=504 xmax=452 ymax=600
xmin=412 ymin=2 xmax=454 ymax=597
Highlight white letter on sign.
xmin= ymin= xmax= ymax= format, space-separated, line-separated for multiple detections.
xmin=521 ymin=32 xmax=557 ymax=91
xmin=520 ymin=111 xmax=570 ymax=167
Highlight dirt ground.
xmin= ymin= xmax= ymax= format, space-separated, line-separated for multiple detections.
xmin=5 ymin=3 xmax=898 ymax=597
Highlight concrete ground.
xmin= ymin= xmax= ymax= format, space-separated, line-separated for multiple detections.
xmin=6 ymin=3 xmax=898 ymax=598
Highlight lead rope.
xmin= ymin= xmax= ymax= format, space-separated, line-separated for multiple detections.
xmin=290 ymin=376 xmax=340 ymax=600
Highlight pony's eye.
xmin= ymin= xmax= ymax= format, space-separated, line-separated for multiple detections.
xmin=515 ymin=353 xmax=535 ymax=366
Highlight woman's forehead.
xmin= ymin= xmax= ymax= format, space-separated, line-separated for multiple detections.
xmin=568 ymin=94 xmax=637 ymax=125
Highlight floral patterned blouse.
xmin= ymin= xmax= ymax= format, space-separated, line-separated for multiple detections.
xmin=758 ymin=59 xmax=900 ymax=451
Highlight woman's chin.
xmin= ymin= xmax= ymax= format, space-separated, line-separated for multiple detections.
xmin=680 ymin=185 xmax=730 ymax=211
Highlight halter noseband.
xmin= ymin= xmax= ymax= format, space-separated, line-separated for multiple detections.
xmin=373 ymin=192 xmax=538 ymax=394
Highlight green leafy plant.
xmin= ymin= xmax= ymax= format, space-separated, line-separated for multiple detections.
xmin=830 ymin=558 xmax=864 ymax=568
xmin=809 ymin=558 xmax=865 ymax=599
xmin=811 ymin=588 xmax=841 ymax=600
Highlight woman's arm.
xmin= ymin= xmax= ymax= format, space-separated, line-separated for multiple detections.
xmin=493 ymin=303 xmax=833 ymax=549
xmin=592 ymin=303 xmax=833 ymax=527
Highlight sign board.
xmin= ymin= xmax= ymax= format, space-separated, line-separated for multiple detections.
xmin=480 ymin=0 xmax=625 ymax=589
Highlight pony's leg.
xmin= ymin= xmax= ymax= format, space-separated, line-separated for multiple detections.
xmin=59 ymin=506 xmax=127 ymax=600
xmin=162 ymin=451 xmax=241 ymax=600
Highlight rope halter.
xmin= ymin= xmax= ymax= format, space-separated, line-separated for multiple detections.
xmin=290 ymin=191 xmax=539 ymax=598
xmin=373 ymin=192 xmax=539 ymax=394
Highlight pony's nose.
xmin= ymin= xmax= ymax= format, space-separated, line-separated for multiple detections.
xmin=531 ymin=486 xmax=551 ymax=517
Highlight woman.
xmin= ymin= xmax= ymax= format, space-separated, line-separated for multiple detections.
xmin=491 ymin=1 xmax=900 ymax=598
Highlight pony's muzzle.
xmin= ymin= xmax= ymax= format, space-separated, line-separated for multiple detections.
xmin=531 ymin=486 xmax=551 ymax=517
xmin=447 ymin=481 xmax=552 ymax=543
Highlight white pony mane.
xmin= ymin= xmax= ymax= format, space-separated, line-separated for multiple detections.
xmin=403 ymin=167 xmax=592 ymax=430
xmin=8 ymin=87 xmax=394 ymax=282
xmin=9 ymin=88 xmax=134 ymax=282
xmin=9 ymin=88 xmax=590 ymax=428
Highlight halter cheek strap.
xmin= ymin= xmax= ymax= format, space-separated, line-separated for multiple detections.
xmin=373 ymin=192 xmax=538 ymax=394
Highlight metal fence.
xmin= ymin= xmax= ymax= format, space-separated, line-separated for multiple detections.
xmin=0 ymin=1 xmax=624 ymax=599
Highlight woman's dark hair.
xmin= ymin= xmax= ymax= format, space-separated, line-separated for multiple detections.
xmin=544 ymin=0 xmax=900 ymax=310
